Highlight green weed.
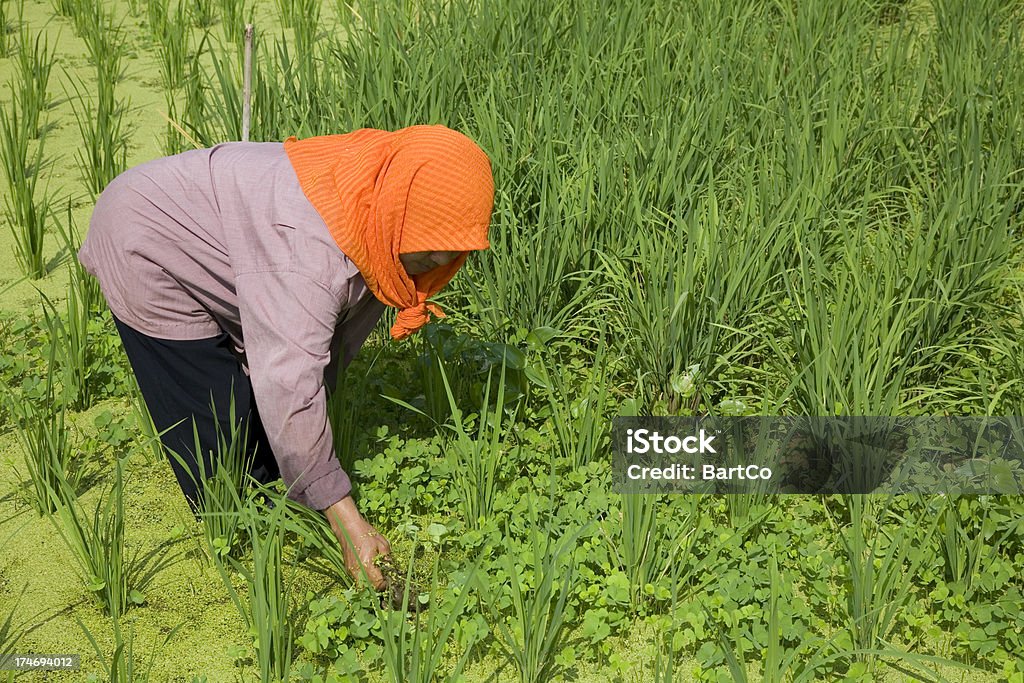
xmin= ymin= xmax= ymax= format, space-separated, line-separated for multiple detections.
xmin=372 ymin=550 xmax=479 ymax=683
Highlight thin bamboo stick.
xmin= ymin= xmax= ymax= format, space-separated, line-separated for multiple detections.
xmin=242 ymin=23 xmax=253 ymax=142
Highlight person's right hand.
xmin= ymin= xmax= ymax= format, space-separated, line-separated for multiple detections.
xmin=322 ymin=496 xmax=392 ymax=589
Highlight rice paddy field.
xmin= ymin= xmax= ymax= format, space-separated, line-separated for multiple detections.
xmin=1 ymin=0 xmax=1024 ymax=680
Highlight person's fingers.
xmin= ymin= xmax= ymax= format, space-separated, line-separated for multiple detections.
xmin=359 ymin=548 xmax=386 ymax=589
xmin=366 ymin=564 xmax=386 ymax=590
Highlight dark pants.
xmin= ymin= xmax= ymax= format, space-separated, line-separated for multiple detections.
xmin=112 ymin=314 xmax=281 ymax=516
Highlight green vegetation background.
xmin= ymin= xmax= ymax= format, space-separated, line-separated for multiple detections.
xmin=1 ymin=0 xmax=1023 ymax=681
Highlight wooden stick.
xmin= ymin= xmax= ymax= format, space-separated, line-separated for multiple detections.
xmin=242 ymin=23 xmax=253 ymax=142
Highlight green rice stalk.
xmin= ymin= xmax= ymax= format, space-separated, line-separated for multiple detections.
xmin=12 ymin=26 xmax=55 ymax=138
xmin=0 ymin=584 xmax=28 ymax=657
xmin=441 ymin=357 xmax=511 ymax=530
xmin=533 ymin=330 xmax=612 ymax=470
xmin=383 ymin=343 xmax=512 ymax=527
xmin=326 ymin=358 xmax=373 ymax=477
xmin=46 ymin=457 xmax=175 ymax=618
xmin=188 ymin=0 xmax=217 ymax=28
xmin=54 ymin=199 xmax=107 ymax=407
xmin=144 ymin=0 xmax=167 ymax=35
xmin=373 ymin=550 xmax=480 ymax=683
xmin=213 ymin=495 xmax=297 ymax=683
xmin=933 ymin=496 xmax=1007 ymax=595
xmin=205 ymin=36 xmax=243 ymax=141
xmin=770 ymin=227 xmax=929 ymax=419
xmin=274 ymin=33 xmax=323 ymax=136
xmin=157 ymin=2 xmax=190 ymax=92
xmin=839 ymin=494 xmax=940 ymax=672
xmin=163 ymin=390 xmax=254 ymax=564
xmin=43 ymin=288 xmax=89 ymax=409
xmin=65 ymin=71 xmax=130 ymax=200
xmin=56 ymin=198 xmax=103 ymax=316
xmin=712 ymin=543 xmax=972 ymax=682
xmin=0 ymin=101 xmax=51 ymax=279
xmin=279 ymin=498 xmax=355 ymax=589
xmin=2 ymin=318 xmax=72 ymax=515
xmin=78 ymin=614 xmax=183 ymax=682
xmin=216 ymin=0 xmax=254 ymax=48
xmin=0 ymin=0 xmax=24 ymax=57
xmin=478 ymin=507 xmax=585 ymax=683
xmin=76 ymin=3 xmax=126 ymax=76
xmin=127 ymin=377 xmax=166 ymax=466
xmin=411 ymin=324 xmax=467 ymax=425
xmin=180 ymin=32 xmax=215 ymax=147
xmin=49 ymin=0 xmax=77 ymax=19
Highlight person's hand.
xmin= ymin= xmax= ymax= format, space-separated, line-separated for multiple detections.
xmin=322 ymin=496 xmax=392 ymax=589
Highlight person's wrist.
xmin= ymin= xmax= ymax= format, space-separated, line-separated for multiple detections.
xmin=323 ymin=495 xmax=363 ymax=529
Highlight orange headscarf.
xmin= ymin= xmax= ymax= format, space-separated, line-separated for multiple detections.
xmin=283 ymin=125 xmax=495 ymax=340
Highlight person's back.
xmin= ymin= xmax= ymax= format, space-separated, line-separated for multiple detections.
xmin=79 ymin=142 xmax=370 ymax=361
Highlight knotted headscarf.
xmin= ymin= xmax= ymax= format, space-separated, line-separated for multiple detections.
xmin=283 ymin=125 xmax=495 ymax=340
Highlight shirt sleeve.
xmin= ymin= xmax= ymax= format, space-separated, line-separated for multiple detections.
xmin=235 ymin=268 xmax=351 ymax=511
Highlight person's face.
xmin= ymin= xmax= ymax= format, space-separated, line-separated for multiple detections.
xmin=399 ymin=250 xmax=462 ymax=275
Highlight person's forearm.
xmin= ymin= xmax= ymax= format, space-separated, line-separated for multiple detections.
xmin=323 ymin=495 xmax=362 ymax=529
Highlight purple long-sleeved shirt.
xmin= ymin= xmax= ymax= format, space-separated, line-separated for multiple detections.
xmin=78 ymin=141 xmax=387 ymax=510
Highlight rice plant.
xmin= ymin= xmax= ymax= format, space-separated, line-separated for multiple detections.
xmin=533 ymin=331 xmax=613 ymax=470
xmin=49 ymin=0 xmax=77 ymax=19
xmin=77 ymin=4 xmax=127 ymax=71
xmin=772 ymin=228 xmax=927 ymax=420
xmin=276 ymin=0 xmax=321 ymax=56
xmin=65 ymin=70 xmax=130 ymax=200
xmin=2 ymin=323 xmax=73 ymax=515
xmin=213 ymin=494 xmax=298 ymax=683
xmin=188 ymin=0 xmax=217 ymax=28
xmin=39 ymin=282 xmax=95 ymax=411
xmin=839 ymin=494 xmax=944 ymax=673
xmin=216 ymin=0 xmax=254 ymax=48
xmin=372 ymin=550 xmax=480 ymax=683
xmin=144 ymin=0 xmax=166 ymax=34
xmin=156 ymin=2 xmax=190 ymax=92
xmin=478 ymin=511 xmax=584 ymax=683
xmin=164 ymin=392 xmax=255 ymax=564
xmin=934 ymin=496 xmax=1002 ymax=594
xmin=78 ymin=615 xmax=183 ymax=682
xmin=279 ymin=496 xmax=355 ymax=589
xmin=0 ymin=102 xmax=52 ymax=279
xmin=0 ymin=584 xmax=28 ymax=657
xmin=127 ymin=377 xmax=166 ymax=466
xmin=0 ymin=584 xmax=27 ymax=683
xmin=56 ymin=199 xmax=103 ymax=318
xmin=326 ymin=360 xmax=373 ymax=477
xmin=12 ymin=26 xmax=55 ymax=138
xmin=46 ymin=457 xmax=173 ymax=618
xmin=0 ymin=0 xmax=23 ymax=57
xmin=441 ymin=358 xmax=513 ymax=530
